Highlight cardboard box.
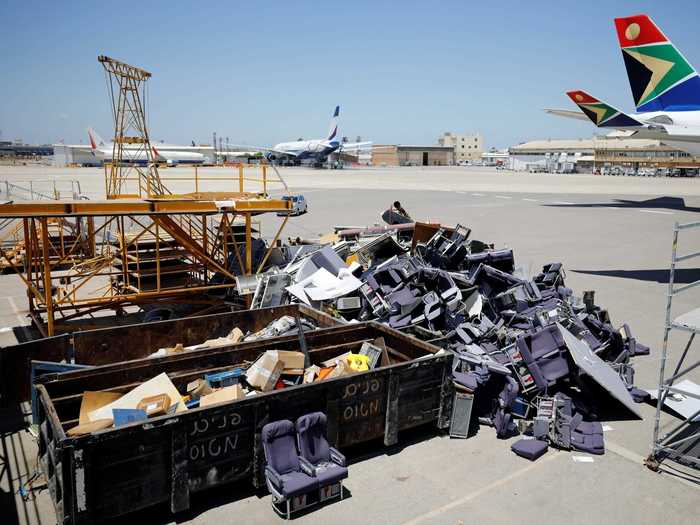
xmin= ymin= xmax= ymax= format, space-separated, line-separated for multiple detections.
xmin=269 ymin=350 xmax=306 ymax=374
xmin=321 ymin=351 xmax=351 ymax=368
xmin=200 ymin=384 xmax=244 ymax=407
xmin=88 ymin=372 xmax=186 ymax=422
xmin=186 ymin=378 xmax=213 ymax=399
xmin=304 ymin=365 xmax=320 ymax=384
xmin=78 ymin=391 xmax=122 ymax=425
xmin=327 ymin=360 xmax=355 ymax=379
xmin=227 ymin=327 xmax=244 ymax=343
xmin=136 ymin=393 xmax=171 ymax=417
xmin=67 ymin=418 xmax=114 ymax=437
xmin=245 ymin=352 xmax=284 ymax=392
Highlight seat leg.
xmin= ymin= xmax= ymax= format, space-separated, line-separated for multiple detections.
xmin=287 ymin=499 xmax=290 ymax=520
xmin=340 ymin=480 xmax=343 ymax=501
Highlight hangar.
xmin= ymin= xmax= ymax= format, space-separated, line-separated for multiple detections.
xmin=371 ymin=145 xmax=454 ymax=166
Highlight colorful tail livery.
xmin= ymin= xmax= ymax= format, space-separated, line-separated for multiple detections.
xmin=566 ymin=90 xmax=642 ymax=127
xmin=327 ymin=105 xmax=340 ymax=143
xmin=615 ymin=14 xmax=700 ymax=112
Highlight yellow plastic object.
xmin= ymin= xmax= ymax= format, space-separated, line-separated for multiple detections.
xmin=346 ymin=353 xmax=370 ymax=372
xmin=346 ymin=254 xmax=359 ymax=265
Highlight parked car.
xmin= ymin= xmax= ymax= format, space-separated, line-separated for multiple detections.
xmin=277 ymin=194 xmax=308 ymax=216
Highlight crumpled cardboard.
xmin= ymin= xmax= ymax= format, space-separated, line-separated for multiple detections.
xmin=269 ymin=350 xmax=305 ymax=375
xmin=246 ymin=352 xmax=284 ymax=391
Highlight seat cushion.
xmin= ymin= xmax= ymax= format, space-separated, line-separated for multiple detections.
xmin=315 ymin=463 xmax=349 ymax=485
xmin=571 ymin=421 xmax=605 ymax=455
xmin=279 ymin=471 xmax=319 ymax=498
xmin=452 ymin=371 xmax=478 ymax=391
xmin=511 ymin=439 xmax=548 ymax=461
xmin=629 ymin=387 xmax=651 ymax=403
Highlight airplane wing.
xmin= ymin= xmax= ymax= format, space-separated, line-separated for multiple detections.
xmin=653 ymin=124 xmax=700 ymax=137
xmin=338 ymin=141 xmax=373 ymax=152
xmin=228 ymin=144 xmax=300 ymax=157
xmin=543 ymin=109 xmax=591 ymax=122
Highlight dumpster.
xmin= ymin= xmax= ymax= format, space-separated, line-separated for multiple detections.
xmin=36 ymin=322 xmax=454 ymax=524
xmin=1 ymin=304 xmax=339 ymax=402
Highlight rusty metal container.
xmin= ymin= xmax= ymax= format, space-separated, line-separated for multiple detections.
xmin=1 ymin=304 xmax=339 ymax=402
xmin=36 ymin=322 xmax=454 ymax=524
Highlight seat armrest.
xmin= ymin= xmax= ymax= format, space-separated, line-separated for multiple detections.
xmin=329 ymin=447 xmax=346 ymax=467
xmin=298 ymin=457 xmax=316 ymax=476
xmin=265 ymin=465 xmax=283 ymax=488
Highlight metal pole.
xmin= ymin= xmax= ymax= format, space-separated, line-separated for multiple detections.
xmin=245 ymin=213 xmax=252 ymax=275
xmin=651 ymin=222 xmax=679 ymax=458
xmin=40 ymin=217 xmax=54 ymax=336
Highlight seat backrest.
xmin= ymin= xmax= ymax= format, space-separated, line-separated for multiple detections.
xmin=261 ymin=420 xmax=300 ymax=475
xmin=296 ymin=412 xmax=331 ymax=465
xmin=529 ymin=325 xmax=563 ymax=358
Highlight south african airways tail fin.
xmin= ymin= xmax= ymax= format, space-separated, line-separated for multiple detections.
xmin=566 ymin=90 xmax=643 ymax=128
xmin=615 ymin=14 xmax=700 ymax=112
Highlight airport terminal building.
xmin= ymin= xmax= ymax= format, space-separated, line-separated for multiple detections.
xmin=509 ymin=136 xmax=700 ymax=174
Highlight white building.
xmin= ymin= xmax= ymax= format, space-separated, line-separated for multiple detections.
xmin=508 ymin=139 xmax=595 ymax=173
xmin=438 ymin=132 xmax=483 ymax=164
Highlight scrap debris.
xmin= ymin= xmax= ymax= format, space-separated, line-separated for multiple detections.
xmin=69 ymin=218 xmax=651 ymax=462
xmin=227 ymin=220 xmax=652 ymax=457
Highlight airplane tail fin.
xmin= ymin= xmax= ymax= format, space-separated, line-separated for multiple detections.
xmin=327 ymin=105 xmax=340 ymax=143
xmin=614 ymin=14 xmax=700 ymax=111
xmin=566 ymin=90 xmax=643 ymax=127
xmin=87 ymin=128 xmax=107 ymax=150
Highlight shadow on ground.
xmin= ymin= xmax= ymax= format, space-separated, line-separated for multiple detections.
xmin=545 ymin=196 xmax=700 ymax=213
xmin=0 ymin=404 xmax=41 ymax=525
xmin=572 ymin=268 xmax=700 ymax=284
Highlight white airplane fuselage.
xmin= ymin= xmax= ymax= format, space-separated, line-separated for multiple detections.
xmin=91 ymin=144 xmax=204 ymax=165
xmin=272 ymin=139 xmax=339 ymax=160
xmin=628 ymin=110 xmax=700 ymax=155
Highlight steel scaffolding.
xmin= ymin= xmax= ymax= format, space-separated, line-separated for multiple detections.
xmin=647 ymin=220 xmax=700 ymax=471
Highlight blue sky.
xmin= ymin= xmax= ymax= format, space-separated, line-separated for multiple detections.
xmin=2 ymin=1 xmax=698 ymax=148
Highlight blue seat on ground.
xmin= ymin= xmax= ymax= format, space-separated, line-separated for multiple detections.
xmin=296 ymin=412 xmax=348 ymax=489
xmin=262 ymin=419 xmax=318 ymax=519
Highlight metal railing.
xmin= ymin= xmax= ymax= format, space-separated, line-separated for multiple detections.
xmin=2 ymin=179 xmax=82 ymax=201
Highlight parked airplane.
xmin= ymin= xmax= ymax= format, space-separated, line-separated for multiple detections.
xmin=88 ymin=128 xmax=205 ymax=165
xmin=545 ymin=14 xmax=700 ymax=155
xmin=231 ymin=106 xmax=373 ymax=166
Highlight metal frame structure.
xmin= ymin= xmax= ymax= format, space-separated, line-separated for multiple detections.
xmin=0 ymin=56 xmax=292 ymax=336
xmin=647 ymin=220 xmax=700 ymax=471
xmin=99 ymin=54 xmax=165 ymax=198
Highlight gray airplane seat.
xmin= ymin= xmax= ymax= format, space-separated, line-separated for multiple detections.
xmin=511 ymin=438 xmax=548 ymax=461
xmin=515 ymin=325 xmax=571 ymax=392
xmin=570 ymin=419 xmax=605 ymax=455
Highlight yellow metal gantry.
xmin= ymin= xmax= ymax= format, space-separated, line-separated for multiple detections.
xmin=0 ymin=56 xmax=292 ymax=335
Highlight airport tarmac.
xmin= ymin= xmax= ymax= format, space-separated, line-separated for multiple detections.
xmin=1 ymin=165 xmax=699 ymax=524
